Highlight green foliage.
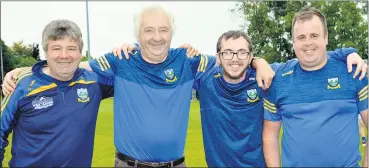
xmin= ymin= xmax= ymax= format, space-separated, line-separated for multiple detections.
xmin=8 ymin=41 xmax=38 ymax=67
xmin=232 ymin=1 xmax=368 ymax=63
xmin=1 ymin=39 xmax=16 ymax=76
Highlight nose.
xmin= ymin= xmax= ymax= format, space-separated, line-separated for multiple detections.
xmin=153 ymin=30 xmax=161 ymax=41
xmin=59 ymin=49 xmax=69 ymax=58
xmin=231 ymin=53 xmax=239 ymax=61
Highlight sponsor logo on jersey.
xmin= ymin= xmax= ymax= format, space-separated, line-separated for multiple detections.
xmin=32 ymin=96 xmax=54 ymax=110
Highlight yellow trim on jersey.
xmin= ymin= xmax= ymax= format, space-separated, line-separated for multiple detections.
xmin=358 ymin=85 xmax=368 ymax=96
xmin=360 ymin=95 xmax=368 ymax=102
xmin=1 ymin=94 xmax=13 ymax=112
xmin=198 ymin=55 xmax=205 ymax=72
xmin=263 ymin=98 xmax=275 ymax=107
xmin=359 ymin=90 xmax=368 ymax=98
xmin=26 ymin=83 xmax=57 ymax=97
xmin=15 ymin=72 xmax=32 ymax=85
xmin=69 ymin=79 xmax=96 ymax=86
xmin=214 ymin=73 xmax=221 ymax=78
xmin=282 ymin=70 xmax=293 ymax=76
xmin=99 ymin=57 xmax=108 ymax=70
xmin=263 ymin=98 xmax=276 ymax=113
xmin=197 ymin=54 xmax=208 ymax=72
xmin=101 ymin=56 xmax=111 ymax=69
xmin=264 ymin=102 xmax=276 ymax=111
xmin=1 ymin=94 xmax=10 ymax=107
xmin=1 ymin=70 xmax=33 ymax=112
xmin=96 ymin=57 xmax=105 ymax=71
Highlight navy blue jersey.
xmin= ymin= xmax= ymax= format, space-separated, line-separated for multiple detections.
xmin=264 ymin=53 xmax=368 ymax=167
xmin=0 ymin=61 xmax=114 ymax=167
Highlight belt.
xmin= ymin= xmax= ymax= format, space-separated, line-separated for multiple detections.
xmin=116 ymin=152 xmax=185 ymax=168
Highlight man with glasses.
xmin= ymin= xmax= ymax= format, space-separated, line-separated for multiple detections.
xmin=112 ymin=29 xmax=362 ymax=167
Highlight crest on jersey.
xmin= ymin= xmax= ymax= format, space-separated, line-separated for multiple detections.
xmin=327 ymin=77 xmax=341 ymax=90
xmin=247 ymin=89 xmax=259 ymax=102
xmin=77 ymin=88 xmax=90 ymax=103
xmin=164 ymin=68 xmax=177 ymax=83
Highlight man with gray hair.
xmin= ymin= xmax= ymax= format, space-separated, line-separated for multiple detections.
xmin=78 ymin=5 xmax=274 ymax=167
xmin=0 ymin=19 xmax=114 ymax=167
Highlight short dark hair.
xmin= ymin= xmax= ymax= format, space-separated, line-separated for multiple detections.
xmin=216 ymin=30 xmax=253 ymax=53
xmin=291 ymin=6 xmax=328 ymax=39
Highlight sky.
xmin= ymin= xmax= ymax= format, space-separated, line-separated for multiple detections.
xmin=1 ymin=1 xmax=245 ymax=59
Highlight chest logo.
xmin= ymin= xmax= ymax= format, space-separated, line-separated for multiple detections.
xmin=164 ymin=68 xmax=177 ymax=83
xmin=77 ymin=88 xmax=90 ymax=103
xmin=247 ymin=89 xmax=259 ymax=103
xmin=32 ymin=96 xmax=54 ymax=110
xmin=327 ymin=77 xmax=341 ymax=90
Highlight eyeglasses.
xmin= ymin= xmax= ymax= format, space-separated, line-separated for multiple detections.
xmin=220 ymin=50 xmax=250 ymax=60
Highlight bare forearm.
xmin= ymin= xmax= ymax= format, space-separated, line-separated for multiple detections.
xmin=79 ymin=61 xmax=93 ymax=71
xmin=263 ymin=137 xmax=281 ymax=167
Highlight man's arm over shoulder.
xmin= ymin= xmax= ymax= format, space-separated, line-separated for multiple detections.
xmin=269 ymin=58 xmax=298 ymax=73
xmin=190 ymin=53 xmax=217 ymax=80
xmin=81 ymin=53 xmax=119 ymax=80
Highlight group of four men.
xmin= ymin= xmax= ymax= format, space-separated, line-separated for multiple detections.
xmin=1 ymin=4 xmax=368 ymax=168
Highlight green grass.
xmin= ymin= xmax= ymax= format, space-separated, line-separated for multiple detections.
xmin=2 ymin=99 xmax=367 ymax=166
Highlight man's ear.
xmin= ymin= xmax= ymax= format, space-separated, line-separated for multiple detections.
xmin=248 ymin=54 xmax=254 ymax=65
xmin=216 ymin=53 xmax=221 ymax=66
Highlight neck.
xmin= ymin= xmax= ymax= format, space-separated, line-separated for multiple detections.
xmin=42 ymin=67 xmax=73 ymax=81
xmin=141 ymin=50 xmax=168 ymax=64
xmin=300 ymin=53 xmax=328 ymax=71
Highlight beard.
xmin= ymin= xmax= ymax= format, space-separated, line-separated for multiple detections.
xmin=222 ymin=65 xmax=248 ymax=80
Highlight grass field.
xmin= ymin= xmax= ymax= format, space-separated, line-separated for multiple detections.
xmin=3 ymin=99 xmax=367 ymax=166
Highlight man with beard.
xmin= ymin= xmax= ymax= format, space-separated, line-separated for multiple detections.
xmin=112 ymin=30 xmax=363 ymax=167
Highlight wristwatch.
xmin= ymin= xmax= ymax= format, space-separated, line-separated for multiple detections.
xmin=250 ymin=57 xmax=261 ymax=69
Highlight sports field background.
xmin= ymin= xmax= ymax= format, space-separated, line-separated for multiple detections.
xmin=3 ymin=99 xmax=366 ymax=166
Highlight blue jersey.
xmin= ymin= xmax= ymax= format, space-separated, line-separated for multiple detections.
xmin=0 ymin=61 xmax=114 ymax=167
xmin=193 ymin=62 xmax=292 ymax=167
xmin=194 ymin=48 xmax=356 ymax=167
xmin=89 ymin=49 xmax=216 ymax=162
xmin=194 ymin=67 xmax=265 ymax=167
xmin=264 ymin=54 xmax=368 ymax=167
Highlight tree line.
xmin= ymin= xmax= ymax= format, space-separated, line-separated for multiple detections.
xmin=231 ymin=1 xmax=368 ymax=63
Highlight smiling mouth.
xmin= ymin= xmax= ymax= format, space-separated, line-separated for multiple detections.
xmin=303 ymin=49 xmax=315 ymax=53
xmin=57 ymin=61 xmax=72 ymax=65
xmin=229 ymin=64 xmax=242 ymax=69
xmin=150 ymin=44 xmax=164 ymax=47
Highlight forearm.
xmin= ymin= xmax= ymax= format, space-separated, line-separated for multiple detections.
xmin=79 ymin=61 xmax=93 ymax=71
xmin=263 ymin=136 xmax=281 ymax=167
xmin=252 ymin=58 xmax=269 ymax=70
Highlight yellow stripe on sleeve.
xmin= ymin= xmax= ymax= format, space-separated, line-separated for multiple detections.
xmin=101 ymin=56 xmax=111 ymax=69
xmin=263 ymin=98 xmax=275 ymax=107
xmin=358 ymin=85 xmax=368 ymax=95
xmin=96 ymin=58 xmax=105 ymax=71
xmin=360 ymin=95 xmax=368 ymax=102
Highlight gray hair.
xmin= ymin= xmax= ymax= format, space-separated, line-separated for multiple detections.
xmin=133 ymin=5 xmax=176 ymax=39
xmin=41 ymin=19 xmax=83 ymax=53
